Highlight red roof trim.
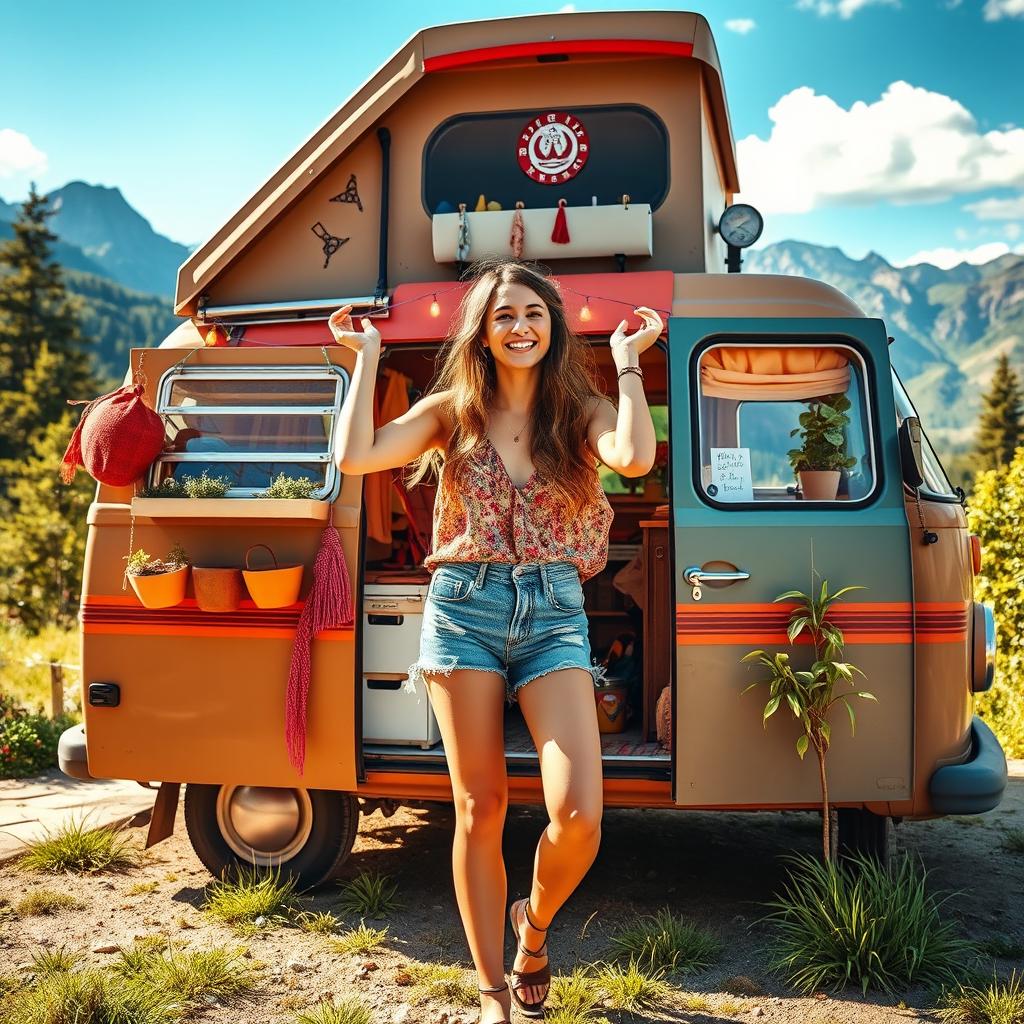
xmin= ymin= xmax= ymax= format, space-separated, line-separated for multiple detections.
xmin=424 ymin=39 xmax=694 ymax=74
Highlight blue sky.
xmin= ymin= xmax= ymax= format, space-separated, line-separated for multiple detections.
xmin=2 ymin=0 xmax=1022 ymax=269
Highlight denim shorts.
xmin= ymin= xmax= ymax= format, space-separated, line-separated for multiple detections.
xmin=406 ymin=561 xmax=603 ymax=704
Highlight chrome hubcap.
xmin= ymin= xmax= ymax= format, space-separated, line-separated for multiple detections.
xmin=215 ymin=786 xmax=313 ymax=865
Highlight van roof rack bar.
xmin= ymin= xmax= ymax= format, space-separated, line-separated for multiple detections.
xmin=196 ymin=295 xmax=390 ymax=324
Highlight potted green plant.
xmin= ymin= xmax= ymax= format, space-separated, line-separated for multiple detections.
xmin=256 ymin=473 xmax=320 ymax=499
xmin=124 ymin=544 xmax=190 ymax=609
xmin=787 ymin=394 xmax=857 ymax=500
xmin=739 ymin=578 xmax=876 ymax=862
xmin=140 ymin=472 xmax=231 ymax=498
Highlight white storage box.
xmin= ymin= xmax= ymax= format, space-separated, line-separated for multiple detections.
xmin=362 ymin=583 xmax=440 ymax=748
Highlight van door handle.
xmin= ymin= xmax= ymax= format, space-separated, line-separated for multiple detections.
xmin=683 ymin=566 xmax=750 ymax=585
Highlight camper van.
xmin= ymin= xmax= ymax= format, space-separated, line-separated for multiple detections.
xmin=59 ymin=11 xmax=1007 ymax=887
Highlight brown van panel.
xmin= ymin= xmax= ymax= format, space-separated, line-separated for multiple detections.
xmin=176 ymin=12 xmax=736 ymax=315
xmin=81 ymin=346 xmax=361 ymax=791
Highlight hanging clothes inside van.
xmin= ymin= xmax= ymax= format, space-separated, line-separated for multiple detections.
xmin=364 ymin=367 xmax=412 ymax=550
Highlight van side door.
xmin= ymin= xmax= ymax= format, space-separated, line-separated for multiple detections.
xmin=669 ymin=317 xmax=914 ymax=808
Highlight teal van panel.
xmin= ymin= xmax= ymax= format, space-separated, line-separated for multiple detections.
xmin=668 ymin=317 xmax=914 ymax=807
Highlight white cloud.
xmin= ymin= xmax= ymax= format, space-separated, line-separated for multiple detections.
xmin=557 ymin=3 xmax=577 ymax=10
xmin=725 ymin=18 xmax=757 ymax=33
xmin=964 ymin=196 xmax=1024 ymax=219
xmin=0 ymin=129 xmax=47 ymax=179
xmin=795 ymin=0 xmax=898 ymax=18
xmin=734 ymin=81 xmax=1024 ymax=214
xmin=1006 ymin=223 xmax=1022 ymax=240
xmin=984 ymin=0 xmax=1024 ymax=20
xmin=894 ymin=241 xmax=1023 ymax=269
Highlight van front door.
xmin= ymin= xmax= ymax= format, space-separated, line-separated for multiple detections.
xmin=669 ymin=318 xmax=914 ymax=808
xmin=80 ymin=345 xmax=360 ymax=792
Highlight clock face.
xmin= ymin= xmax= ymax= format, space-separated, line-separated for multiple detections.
xmin=719 ymin=204 xmax=764 ymax=248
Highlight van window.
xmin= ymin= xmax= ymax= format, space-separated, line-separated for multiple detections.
xmin=891 ymin=368 xmax=958 ymax=498
xmin=695 ymin=343 xmax=877 ymax=505
xmin=149 ymin=367 xmax=347 ymax=498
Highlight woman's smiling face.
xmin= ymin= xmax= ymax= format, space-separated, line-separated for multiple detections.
xmin=481 ymin=282 xmax=552 ymax=368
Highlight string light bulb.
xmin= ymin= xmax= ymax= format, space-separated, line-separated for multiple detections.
xmin=429 ymin=294 xmax=441 ymax=318
xmin=579 ymin=297 xmax=592 ymax=323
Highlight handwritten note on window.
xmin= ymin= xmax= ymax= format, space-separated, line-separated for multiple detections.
xmin=709 ymin=448 xmax=754 ymax=502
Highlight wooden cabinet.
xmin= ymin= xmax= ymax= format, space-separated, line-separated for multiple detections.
xmin=641 ymin=518 xmax=671 ymax=741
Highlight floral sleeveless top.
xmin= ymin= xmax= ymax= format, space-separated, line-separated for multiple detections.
xmin=423 ymin=435 xmax=614 ymax=583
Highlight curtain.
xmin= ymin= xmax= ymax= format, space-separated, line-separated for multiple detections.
xmin=700 ymin=347 xmax=850 ymax=401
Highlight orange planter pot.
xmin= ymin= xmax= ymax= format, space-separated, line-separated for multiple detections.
xmin=242 ymin=544 xmax=303 ymax=609
xmin=192 ymin=566 xmax=245 ymax=612
xmin=127 ymin=565 xmax=190 ymax=609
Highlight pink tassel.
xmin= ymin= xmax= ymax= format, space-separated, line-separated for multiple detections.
xmin=511 ymin=202 xmax=525 ymax=259
xmin=551 ymin=198 xmax=570 ymax=244
xmin=285 ymin=527 xmax=354 ymax=775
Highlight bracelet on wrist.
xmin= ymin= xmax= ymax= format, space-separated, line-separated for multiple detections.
xmin=617 ymin=365 xmax=644 ymax=382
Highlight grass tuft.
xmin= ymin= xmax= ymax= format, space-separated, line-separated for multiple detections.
xmin=936 ymin=970 xmax=1024 ymax=1023
xmin=291 ymin=997 xmax=374 ymax=1024
xmin=336 ymin=870 xmax=400 ymax=918
xmin=29 ymin=945 xmax=84 ymax=975
xmin=608 ymin=907 xmax=721 ymax=975
xmin=5 ymin=968 xmax=176 ymax=1024
xmin=547 ymin=967 xmax=606 ymax=1024
xmin=591 ymin=957 xmax=672 ymax=1012
xmin=111 ymin=939 xmax=256 ymax=1010
xmin=404 ymin=962 xmax=478 ymax=1007
xmin=14 ymin=888 xmax=86 ymax=916
xmin=201 ymin=861 xmax=298 ymax=930
xmin=295 ymin=909 xmax=340 ymax=934
xmin=763 ymin=850 xmax=973 ymax=995
xmin=999 ymin=828 xmax=1024 ymax=854
xmin=330 ymin=922 xmax=390 ymax=956
xmin=18 ymin=816 xmax=141 ymax=874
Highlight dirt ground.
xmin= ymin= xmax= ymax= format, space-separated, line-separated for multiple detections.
xmin=1 ymin=763 xmax=1021 ymax=1024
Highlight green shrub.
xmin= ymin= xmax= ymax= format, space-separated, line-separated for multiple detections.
xmin=763 ymin=851 xmax=972 ymax=995
xmin=0 ymin=691 xmax=77 ymax=779
xmin=20 ymin=816 xmax=141 ymax=873
xmin=969 ymin=450 xmax=1024 ymax=757
xmin=336 ymin=870 xmax=400 ymax=917
xmin=609 ymin=907 xmax=721 ymax=975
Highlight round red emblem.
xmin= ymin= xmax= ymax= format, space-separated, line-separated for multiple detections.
xmin=516 ymin=112 xmax=590 ymax=184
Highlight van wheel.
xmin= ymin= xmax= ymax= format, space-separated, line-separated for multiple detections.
xmin=836 ymin=808 xmax=891 ymax=867
xmin=183 ymin=784 xmax=359 ymax=889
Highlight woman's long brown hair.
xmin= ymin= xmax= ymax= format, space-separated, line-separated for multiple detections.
xmin=404 ymin=258 xmax=607 ymax=518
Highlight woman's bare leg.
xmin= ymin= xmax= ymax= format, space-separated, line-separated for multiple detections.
xmin=423 ymin=669 xmax=511 ymax=1024
xmin=512 ymin=667 xmax=604 ymax=1005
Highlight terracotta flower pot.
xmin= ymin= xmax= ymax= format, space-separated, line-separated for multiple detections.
xmin=242 ymin=544 xmax=303 ymax=609
xmin=192 ymin=566 xmax=245 ymax=612
xmin=799 ymin=470 xmax=841 ymax=500
xmin=128 ymin=565 xmax=189 ymax=609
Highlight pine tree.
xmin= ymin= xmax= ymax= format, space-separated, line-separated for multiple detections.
xmin=0 ymin=182 xmax=95 ymax=466
xmin=976 ymin=352 xmax=1023 ymax=471
xmin=0 ymin=183 xmax=97 ymax=630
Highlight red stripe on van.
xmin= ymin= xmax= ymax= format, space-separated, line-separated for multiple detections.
xmin=423 ymin=40 xmax=695 ymax=73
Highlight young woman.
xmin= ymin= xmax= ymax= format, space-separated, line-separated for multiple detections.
xmin=331 ymin=259 xmax=661 ymax=1024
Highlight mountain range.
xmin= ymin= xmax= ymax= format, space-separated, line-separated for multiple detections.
xmin=2 ymin=182 xmax=1021 ymax=449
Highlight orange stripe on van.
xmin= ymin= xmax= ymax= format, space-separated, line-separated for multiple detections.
xmin=79 ymin=599 xmax=352 ymax=639
xmin=675 ymin=601 xmax=968 ymax=645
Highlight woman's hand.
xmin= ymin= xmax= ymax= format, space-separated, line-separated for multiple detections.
xmin=328 ymin=304 xmax=382 ymax=353
xmin=610 ymin=306 xmax=664 ymax=362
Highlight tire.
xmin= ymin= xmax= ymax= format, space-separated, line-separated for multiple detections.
xmin=836 ymin=808 xmax=892 ymax=868
xmin=184 ymin=784 xmax=359 ymax=890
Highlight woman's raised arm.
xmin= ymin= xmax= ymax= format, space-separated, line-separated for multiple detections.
xmin=329 ymin=304 xmax=448 ymax=475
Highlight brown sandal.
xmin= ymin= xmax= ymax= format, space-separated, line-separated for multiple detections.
xmin=478 ymin=981 xmax=512 ymax=1024
xmin=508 ymin=897 xmax=550 ymax=1018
